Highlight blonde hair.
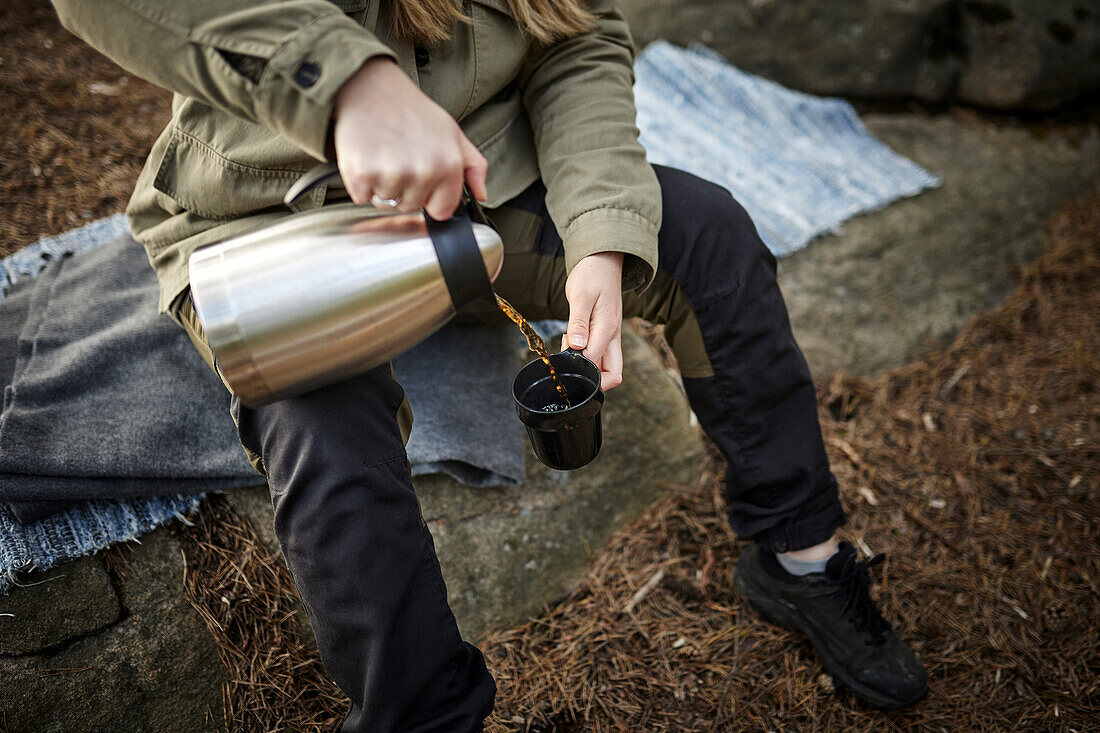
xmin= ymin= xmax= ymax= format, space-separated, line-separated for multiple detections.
xmin=386 ymin=0 xmax=595 ymax=46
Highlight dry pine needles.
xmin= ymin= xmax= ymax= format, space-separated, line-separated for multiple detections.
xmin=178 ymin=200 xmax=1099 ymax=731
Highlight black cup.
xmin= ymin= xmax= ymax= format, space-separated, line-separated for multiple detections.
xmin=512 ymin=348 xmax=604 ymax=470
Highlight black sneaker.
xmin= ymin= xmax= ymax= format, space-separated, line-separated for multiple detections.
xmin=734 ymin=542 xmax=928 ymax=709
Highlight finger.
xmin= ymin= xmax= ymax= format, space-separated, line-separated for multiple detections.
xmin=372 ymin=165 xmax=413 ymax=209
xmin=393 ymin=164 xmax=436 ymax=213
xmin=565 ymin=287 xmax=596 ymax=351
xmin=338 ymin=162 xmax=378 ymax=205
xmin=423 ymin=158 xmax=464 ymax=220
xmin=459 ymin=135 xmax=489 ymax=202
xmin=582 ymin=295 xmax=619 ymax=368
xmin=599 ymin=329 xmax=623 ymax=391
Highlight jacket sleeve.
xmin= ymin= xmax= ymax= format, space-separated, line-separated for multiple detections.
xmin=518 ymin=1 xmax=660 ymax=292
xmin=51 ymin=0 xmax=396 ymax=161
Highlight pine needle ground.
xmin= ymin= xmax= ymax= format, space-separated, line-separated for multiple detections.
xmin=180 ymin=199 xmax=1098 ymax=731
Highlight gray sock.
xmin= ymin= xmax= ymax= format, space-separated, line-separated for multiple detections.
xmin=777 ymin=551 xmax=832 ymax=576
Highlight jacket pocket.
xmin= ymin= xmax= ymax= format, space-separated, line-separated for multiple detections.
xmin=152 ymin=128 xmax=306 ymax=221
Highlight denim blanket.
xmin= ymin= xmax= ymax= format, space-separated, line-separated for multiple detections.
xmin=634 ymin=42 xmax=940 ymax=255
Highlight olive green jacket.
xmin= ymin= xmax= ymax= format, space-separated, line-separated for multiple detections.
xmin=52 ymin=0 xmax=661 ymax=312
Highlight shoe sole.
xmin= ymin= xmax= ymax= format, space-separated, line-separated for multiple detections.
xmin=734 ymin=568 xmax=928 ymax=710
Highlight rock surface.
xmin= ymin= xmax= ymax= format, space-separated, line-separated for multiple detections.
xmin=780 ymin=114 xmax=1100 ymax=376
xmin=619 ymin=0 xmax=1100 ymax=111
xmin=0 ymin=556 xmax=119 ymax=656
xmin=0 ymin=530 xmax=227 ymax=732
xmin=422 ymin=327 xmax=703 ymax=640
xmin=229 ymin=328 xmax=704 ymax=641
xmin=0 ymin=327 xmax=702 ymax=726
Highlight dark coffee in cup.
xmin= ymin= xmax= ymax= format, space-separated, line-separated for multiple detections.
xmin=513 ymin=348 xmax=604 ymax=470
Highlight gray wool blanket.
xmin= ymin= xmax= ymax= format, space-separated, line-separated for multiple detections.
xmin=0 ymin=234 xmax=526 ymax=524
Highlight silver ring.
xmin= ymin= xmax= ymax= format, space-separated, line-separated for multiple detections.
xmin=370 ymin=193 xmax=402 ymax=208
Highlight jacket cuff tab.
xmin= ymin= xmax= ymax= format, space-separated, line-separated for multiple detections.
xmin=261 ymin=15 xmax=396 ymax=160
xmin=563 ymin=208 xmax=659 ymax=292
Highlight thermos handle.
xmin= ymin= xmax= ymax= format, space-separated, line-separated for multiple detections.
xmin=284 ymin=162 xmax=496 ymax=309
xmin=424 ymin=204 xmax=496 ymax=309
xmin=283 ymin=161 xmax=490 ymax=221
xmin=283 ymin=161 xmax=344 ymax=206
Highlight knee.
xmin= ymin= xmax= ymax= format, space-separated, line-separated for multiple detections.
xmin=654 ymin=166 xmax=775 ymax=297
xmin=238 ymin=366 xmax=409 ymax=489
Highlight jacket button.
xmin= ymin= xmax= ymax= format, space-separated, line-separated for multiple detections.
xmin=414 ymin=47 xmax=430 ymax=67
xmin=293 ymin=62 xmax=321 ymax=88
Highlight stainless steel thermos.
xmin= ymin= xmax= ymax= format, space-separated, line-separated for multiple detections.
xmin=188 ymin=163 xmax=504 ymax=407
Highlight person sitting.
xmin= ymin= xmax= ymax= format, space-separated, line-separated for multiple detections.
xmin=52 ymin=0 xmax=927 ymax=727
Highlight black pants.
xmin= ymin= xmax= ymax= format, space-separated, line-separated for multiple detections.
xmin=231 ymin=166 xmax=845 ymax=731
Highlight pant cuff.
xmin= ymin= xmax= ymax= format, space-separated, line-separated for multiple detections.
xmin=751 ymin=478 xmax=847 ymax=553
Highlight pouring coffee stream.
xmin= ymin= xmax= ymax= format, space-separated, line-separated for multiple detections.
xmin=494 ymin=295 xmax=571 ymax=408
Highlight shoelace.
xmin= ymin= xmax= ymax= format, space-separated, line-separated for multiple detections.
xmin=833 ymin=553 xmax=891 ymax=644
